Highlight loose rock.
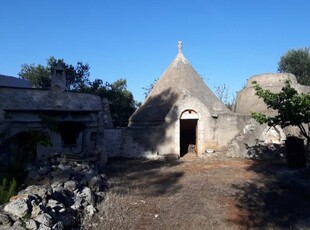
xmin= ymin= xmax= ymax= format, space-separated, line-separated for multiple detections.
xmin=34 ymin=213 xmax=53 ymax=228
xmin=64 ymin=180 xmax=77 ymax=192
xmin=0 ymin=154 xmax=106 ymax=229
xmin=0 ymin=212 xmax=12 ymax=226
xmin=4 ymin=197 xmax=30 ymax=218
xmin=24 ymin=219 xmax=38 ymax=230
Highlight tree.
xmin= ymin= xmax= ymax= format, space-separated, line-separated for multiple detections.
xmin=82 ymin=79 xmax=137 ymax=127
xmin=19 ymin=57 xmax=90 ymax=91
xmin=107 ymin=79 xmax=137 ymax=127
xmin=213 ymin=84 xmax=236 ymax=110
xmin=19 ymin=58 xmax=137 ymax=127
xmin=251 ymin=80 xmax=310 ymax=147
xmin=278 ymin=47 xmax=310 ymax=86
xmin=19 ymin=63 xmax=50 ymax=88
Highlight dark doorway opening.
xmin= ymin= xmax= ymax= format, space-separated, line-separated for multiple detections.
xmin=180 ymin=119 xmax=197 ymax=157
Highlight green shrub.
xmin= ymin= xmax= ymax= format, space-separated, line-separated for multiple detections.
xmin=0 ymin=177 xmax=17 ymax=204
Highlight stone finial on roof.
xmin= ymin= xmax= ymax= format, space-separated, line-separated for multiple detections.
xmin=178 ymin=41 xmax=183 ymax=53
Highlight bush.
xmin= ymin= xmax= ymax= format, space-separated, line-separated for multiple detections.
xmin=0 ymin=177 xmax=17 ymax=204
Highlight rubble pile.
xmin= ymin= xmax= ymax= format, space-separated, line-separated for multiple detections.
xmin=187 ymin=144 xmax=196 ymax=153
xmin=0 ymin=154 xmax=107 ymax=229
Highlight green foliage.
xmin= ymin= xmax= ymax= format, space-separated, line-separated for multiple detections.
xmin=9 ymin=129 xmax=52 ymax=181
xmin=19 ymin=57 xmax=90 ymax=90
xmin=0 ymin=177 xmax=17 ymax=204
xmin=251 ymin=112 xmax=267 ymax=124
xmin=18 ymin=64 xmax=50 ymax=88
xmin=19 ymin=58 xmax=137 ymax=127
xmin=251 ymin=80 xmax=310 ymax=141
xmin=82 ymin=79 xmax=137 ymax=127
xmin=278 ymin=47 xmax=310 ymax=86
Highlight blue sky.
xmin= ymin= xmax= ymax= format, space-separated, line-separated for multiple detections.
xmin=1 ymin=1 xmax=310 ymax=102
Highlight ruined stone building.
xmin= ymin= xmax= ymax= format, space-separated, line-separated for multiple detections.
xmin=106 ymin=42 xmax=310 ymax=159
xmin=0 ymin=61 xmax=112 ymax=169
xmin=1 ymin=43 xmax=310 ymax=164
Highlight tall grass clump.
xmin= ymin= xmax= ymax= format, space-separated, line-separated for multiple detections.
xmin=0 ymin=177 xmax=17 ymax=204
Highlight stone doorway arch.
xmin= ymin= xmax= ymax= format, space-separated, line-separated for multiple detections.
xmin=179 ymin=110 xmax=199 ymax=157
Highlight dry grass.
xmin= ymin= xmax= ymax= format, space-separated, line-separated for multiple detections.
xmin=83 ymin=155 xmax=310 ymax=230
xmin=83 ymin=192 xmax=139 ymax=229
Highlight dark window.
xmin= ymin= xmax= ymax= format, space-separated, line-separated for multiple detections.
xmin=62 ymin=129 xmax=77 ymax=145
xmin=58 ymin=121 xmax=85 ymax=146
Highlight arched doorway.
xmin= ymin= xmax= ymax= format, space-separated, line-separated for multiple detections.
xmin=180 ymin=110 xmax=198 ymax=157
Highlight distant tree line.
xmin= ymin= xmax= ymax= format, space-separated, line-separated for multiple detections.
xmin=19 ymin=57 xmax=137 ymax=127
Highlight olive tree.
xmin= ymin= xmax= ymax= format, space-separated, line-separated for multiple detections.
xmin=251 ymin=80 xmax=310 ymax=148
xmin=278 ymin=48 xmax=310 ymax=86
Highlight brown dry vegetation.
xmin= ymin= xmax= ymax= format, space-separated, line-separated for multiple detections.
xmin=83 ymin=154 xmax=310 ymax=230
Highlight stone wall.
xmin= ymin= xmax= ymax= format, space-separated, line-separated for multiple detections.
xmin=103 ymin=111 xmax=255 ymax=159
xmin=104 ymin=128 xmax=162 ymax=159
xmin=214 ymin=113 xmax=252 ymax=150
xmin=0 ymin=86 xmax=113 ymax=166
xmin=104 ymin=129 xmax=123 ymax=158
xmin=235 ymin=73 xmax=310 ymax=115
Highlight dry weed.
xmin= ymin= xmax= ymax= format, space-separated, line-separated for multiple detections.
xmin=83 ymin=192 xmax=140 ymax=230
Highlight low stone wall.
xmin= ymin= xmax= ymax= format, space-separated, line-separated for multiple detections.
xmin=104 ymin=127 xmax=165 ymax=159
xmin=104 ymin=129 xmax=123 ymax=158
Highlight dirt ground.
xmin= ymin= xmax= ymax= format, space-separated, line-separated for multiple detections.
xmin=84 ymin=153 xmax=310 ymax=230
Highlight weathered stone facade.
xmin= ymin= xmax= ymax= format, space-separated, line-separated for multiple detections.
xmin=104 ymin=42 xmax=254 ymax=159
xmin=107 ymin=43 xmax=310 ymax=160
xmin=2 ymin=44 xmax=310 ymax=162
xmin=0 ymin=61 xmax=112 ymax=169
xmin=234 ymin=73 xmax=310 ymax=115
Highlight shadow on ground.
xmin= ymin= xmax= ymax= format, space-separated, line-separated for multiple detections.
xmin=104 ymin=157 xmax=184 ymax=197
xmin=231 ymin=160 xmax=310 ymax=229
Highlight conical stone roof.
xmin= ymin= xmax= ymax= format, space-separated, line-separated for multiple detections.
xmin=129 ymin=42 xmax=229 ymax=126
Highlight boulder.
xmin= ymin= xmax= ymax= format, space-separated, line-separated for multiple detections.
xmin=85 ymin=205 xmax=97 ymax=217
xmin=4 ymin=197 xmax=30 ymax=218
xmin=31 ymin=201 xmax=44 ymax=218
xmin=0 ymin=212 xmax=12 ymax=226
xmin=18 ymin=185 xmax=51 ymax=199
xmin=76 ymin=187 xmax=94 ymax=206
xmin=64 ymin=181 xmax=77 ymax=192
xmin=34 ymin=213 xmax=53 ymax=228
xmin=88 ymin=175 xmax=107 ymax=192
xmin=24 ymin=219 xmax=38 ymax=230
xmin=37 ymin=224 xmax=52 ymax=230
xmin=12 ymin=219 xmax=24 ymax=229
